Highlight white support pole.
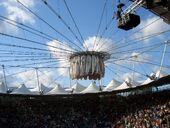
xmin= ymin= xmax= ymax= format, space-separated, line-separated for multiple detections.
xmin=132 ymin=54 xmax=138 ymax=83
xmin=99 ymin=79 xmax=103 ymax=91
xmin=132 ymin=62 xmax=135 ymax=83
xmin=158 ymin=41 xmax=168 ymax=78
xmin=2 ymin=65 xmax=8 ymax=92
xmin=35 ymin=68 xmax=41 ymax=94
xmin=69 ymin=67 xmax=72 ymax=88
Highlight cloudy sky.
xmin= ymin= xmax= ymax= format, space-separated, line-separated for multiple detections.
xmin=0 ymin=0 xmax=170 ymax=89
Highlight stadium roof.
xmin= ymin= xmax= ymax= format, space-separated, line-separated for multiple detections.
xmin=80 ymin=82 xmax=99 ymax=93
xmin=103 ymin=79 xmax=121 ymax=91
xmin=129 ymin=0 xmax=170 ymax=24
xmin=11 ymin=84 xmax=35 ymax=95
xmin=30 ymin=84 xmax=51 ymax=94
xmin=70 ymin=82 xmax=86 ymax=93
xmin=146 ymin=3 xmax=170 ymax=24
xmin=46 ymin=84 xmax=67 ymax=95
xmin=0 ymin=82 xmax=7 ymax=93
xmin=114 ymin=78 xmax=139 ymax=90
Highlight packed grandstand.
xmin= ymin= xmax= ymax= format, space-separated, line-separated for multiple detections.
xmin=0 ymin=83 xmax=170 ymax=127
xmin=0 ymin=70 xmax=170 ymax=127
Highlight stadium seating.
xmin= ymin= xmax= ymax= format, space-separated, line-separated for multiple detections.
xmin=0 ymin=89 xmax=169 ymax=127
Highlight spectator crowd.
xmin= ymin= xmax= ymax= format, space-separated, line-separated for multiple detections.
xmin=0 ymin=90 xmax=169 ymax=128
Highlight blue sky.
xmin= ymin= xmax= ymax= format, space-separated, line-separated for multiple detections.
xmin=0 ymin=0 xmax=170 ymax=89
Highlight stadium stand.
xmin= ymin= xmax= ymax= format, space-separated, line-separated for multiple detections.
xmin=0 ymin=88 xmax=169 ymax=128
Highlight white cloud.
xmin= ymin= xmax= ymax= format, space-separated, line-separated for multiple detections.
xmin=122 ymin=72 xmax=141 ymax=82
xmin=47 ymin=40 xmax=75 ymax=58
xmin=134 ymin=16 xmax=170 ymax=43
xmin=83 ymin=36 xmax=115 ymax=53
xmin=37 ymin=70 xmax=57 ymax=87
xmin=111 ymin=52 xmax=152 ymax=66
xmin=0 ymin=71 xmax=20 ymax=87
xmin=0 ymin=20 xmax=19 ymax=33
xmin=129 ymin=52 xmax=152 ymax=64
xmin=0 ymin=68 xmax=61 ymax=89
xmin=15 ymin=70 xmax=36 ymax=87
xmin=14 ymin=69 xmax=59 ymax=88
xmin=47 ymin=40 xmax=73 ymax=77
xmin=57 ymin=61 xmax=70 ymax=77
xmin=0 ymin=0 xmax=36 ymax=33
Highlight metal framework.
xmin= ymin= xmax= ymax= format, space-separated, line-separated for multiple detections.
xmin=122 ymin=0 xmax=145 ymax=17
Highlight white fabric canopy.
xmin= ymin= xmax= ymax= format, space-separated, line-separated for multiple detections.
xmin=103 ymin=79 xmax=121 ymax=91
xmin=12 ymin=84 xmax=34 ymax=95
xmin=142 ymin=70 xmax=168 ymax=85
xmin=156 ymin=70 xmax=167 ymax=78
xmin=142 ymin=78 xmax=154 ymax=85
xmin=0 ymin=82 xmax=7 ymax=93
xmin=114 ymin=78 xmax=138 ymax=90
xmin=68 ymin=82 xmax=86 ymax=93
xmin=141 ymin=73 xmax=155 ymax=85
xmin=46 ymin=84 xmax=67 ymax=95
xmin=80 ymin=82 xmax=99 ymax=93
xmin=30 ymin=84 xmax=51 ymax=93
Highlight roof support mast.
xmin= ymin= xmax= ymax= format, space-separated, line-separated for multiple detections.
xmin=99 ymin=78 xmax=103 ymax=91
xmin=2 ymin=65 xmax=8 ymax=92
xmin=158 ymin=40 xmax=169 ymax=78
xmin=69 ymin=67 xmax=72 ymax=88
xmin=35 ymin=68 xmax=41 ymax=94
